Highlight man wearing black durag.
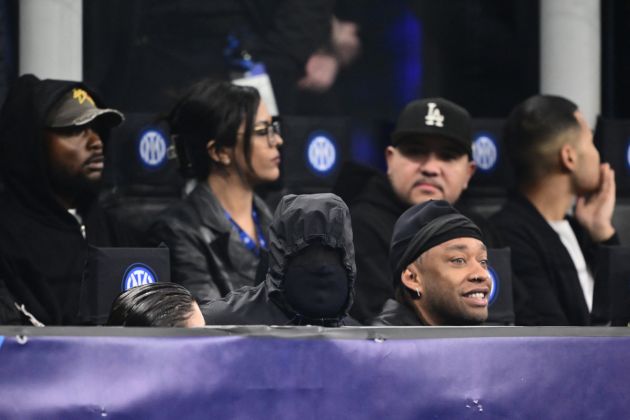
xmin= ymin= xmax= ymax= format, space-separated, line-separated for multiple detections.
xmin=373 ymin=200 xmax=491 ymax=326
xmin=201 ymin=193 xmax=356 ymax=326
xmin=0 ymin=74 xmax=127 ymax=325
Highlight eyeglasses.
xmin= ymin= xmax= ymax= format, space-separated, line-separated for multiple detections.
xmin=253 ymin=119 xmax=282 ymax=147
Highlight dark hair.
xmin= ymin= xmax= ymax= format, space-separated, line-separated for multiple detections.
xmin=168 ymin=79 xmax=261 ymax=180
xmin=503 ymin=95 xmax=580 ymax=187
xmin=107 ymin=283 xmax=199 ymax=327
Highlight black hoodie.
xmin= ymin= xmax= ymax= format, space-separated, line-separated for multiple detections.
xmin=0 ymin=75 xmax=128 ymax=325
xmin=201 ymin=193 xmax=357 ymax=327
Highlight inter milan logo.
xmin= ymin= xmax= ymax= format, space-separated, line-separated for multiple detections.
xmin=472 ymin=134 xmax=498 ymax=172
xmin=424 ymin=102 xmax=445 ymax=127
xmin=138 ymin=129 xmax=167 ymax=169
xmin=306 ymin=132 xmax=337 ymax=174
xmin=487 ymin=266 xmax=500 ymax=306
xmin=122 ymin=264 xmax=157 ymax=291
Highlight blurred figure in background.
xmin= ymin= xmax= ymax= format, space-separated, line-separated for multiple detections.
xmin=84 ymin=0 xmax=337 ymax=114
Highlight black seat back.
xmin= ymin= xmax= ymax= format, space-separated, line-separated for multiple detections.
xmin=78 ymin=246 xmax=171 ymax=324
xmin=279 ymin=116 xmax=351 ymax=194
xmin=101 ymin=113 xmax=185 ymax=238
xmin=486 ymin=247 xmax=515 ymax=325
xmin=468 ymin=119 xmax=514 ymax=197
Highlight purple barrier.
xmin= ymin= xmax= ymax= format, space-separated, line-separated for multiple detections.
xmin=0 ymin=327 xmax=629 ymax=419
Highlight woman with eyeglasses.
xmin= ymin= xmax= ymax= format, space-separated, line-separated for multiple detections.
xmin=148 ymin=79 xmax=283 ymax=303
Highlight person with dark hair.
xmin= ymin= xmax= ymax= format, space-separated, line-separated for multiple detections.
xmin=491 ymin=94 xmax=622 ymax=325
xmin=0 ymin=74 xmax=128 ymax=325
xmin=107 ymin=282 xmax=205 ymax=327
xmin=372 ymin=200 xmax=490 ymax=326
xmin=334 ymin=97 xmax=500 ymax=324
xmin=148 ymin=79 xmax=282 ymax=302
xmin=201 ymin=193 xmax=356 ymax=327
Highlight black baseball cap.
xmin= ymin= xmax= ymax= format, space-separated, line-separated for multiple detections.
xmin=46 ymin=87 xmax=124 ymax=129
xmin=391 ymin=98 xmax=472 ymax=156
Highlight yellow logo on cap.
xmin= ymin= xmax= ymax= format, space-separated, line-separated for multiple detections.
xmin=72 ymin=88 xmax=95 ymax=106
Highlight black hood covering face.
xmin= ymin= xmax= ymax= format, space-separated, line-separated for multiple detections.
xmin=0 ymin=74 xmax=109 ymax=223
xmin=265 ymin=193 xmax=356 ymax=324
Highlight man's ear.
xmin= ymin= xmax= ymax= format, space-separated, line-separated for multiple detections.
xmin=400 ymin=262 xmax=424 ymax=296
xmin=559 ymin=143 xmax=577 ymax=172
xmin=463 ymin=159 xmax=476 ymax=190
xmin=385 ymin=146 xmax=396 ymax=174
xmin=207 ymin=140 xmax=231 ymax=166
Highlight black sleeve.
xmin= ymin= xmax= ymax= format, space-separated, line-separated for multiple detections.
xmin=499 ymin=227 xmax=570 ymax=325
xmin=244 ymin=0 xmax=335 ymax=66
xmin=148 ymin=219 xmax=222 ymax=302
xmin=0 ymin=257 xmax=24 ymax=325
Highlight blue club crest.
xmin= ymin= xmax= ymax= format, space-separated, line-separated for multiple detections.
xmin=138 ymin=129 xmax=168 ymax=169
xmin=487 ymin=266 xmax=500 ymax=306
xmin=306 ymin=131 xmax=337 ymax=175
xmin=122 ymin=263 xmax=157 ymax=291
xmin=472 ymin=134 xmax=498 ymax=172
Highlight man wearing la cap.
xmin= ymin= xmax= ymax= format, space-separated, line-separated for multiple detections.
xmin=0 ymin=74 xmax=129 ymax=325
xmin=335 ymin=97 xmax=496 ymax=324
xmin=372 ymin=200 xmax=491 ymax=326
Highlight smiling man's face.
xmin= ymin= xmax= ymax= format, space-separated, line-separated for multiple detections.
xmin=385 ymin=137 xmax=475 ymax=206
xmin=405 ymin=237 xmax=491 ymax=325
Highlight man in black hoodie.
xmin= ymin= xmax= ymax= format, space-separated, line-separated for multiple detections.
xmin=0 ymin=74 xmax=126 ymax=325
xmin=201 ymin=193 xmax=356 ymax=327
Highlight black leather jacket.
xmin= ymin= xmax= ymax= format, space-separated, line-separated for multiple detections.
xmin=148 ymin=182 xmax=272 ymax=302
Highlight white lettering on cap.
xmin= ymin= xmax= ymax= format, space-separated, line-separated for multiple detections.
xmin=425 ymin=102 xmax=445 ymax=127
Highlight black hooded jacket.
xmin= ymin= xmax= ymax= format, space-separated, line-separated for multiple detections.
xmin=0 ymin=75 xmax=128 ymax=325
xmin=201 ymin=193 xmax=357 ymax=327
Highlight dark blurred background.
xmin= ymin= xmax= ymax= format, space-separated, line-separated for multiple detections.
xmin=0 ymin=0 xmax=629 ymax=167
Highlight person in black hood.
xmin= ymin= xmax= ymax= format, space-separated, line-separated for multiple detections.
xmin=0 ymin=74 xmax=127 ymax=325
xmin=201 ymin=193 xmax=356 ymax=327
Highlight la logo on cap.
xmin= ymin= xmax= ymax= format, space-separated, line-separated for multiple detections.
xmin=424 ymin=102 xmax=445 ymax=128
